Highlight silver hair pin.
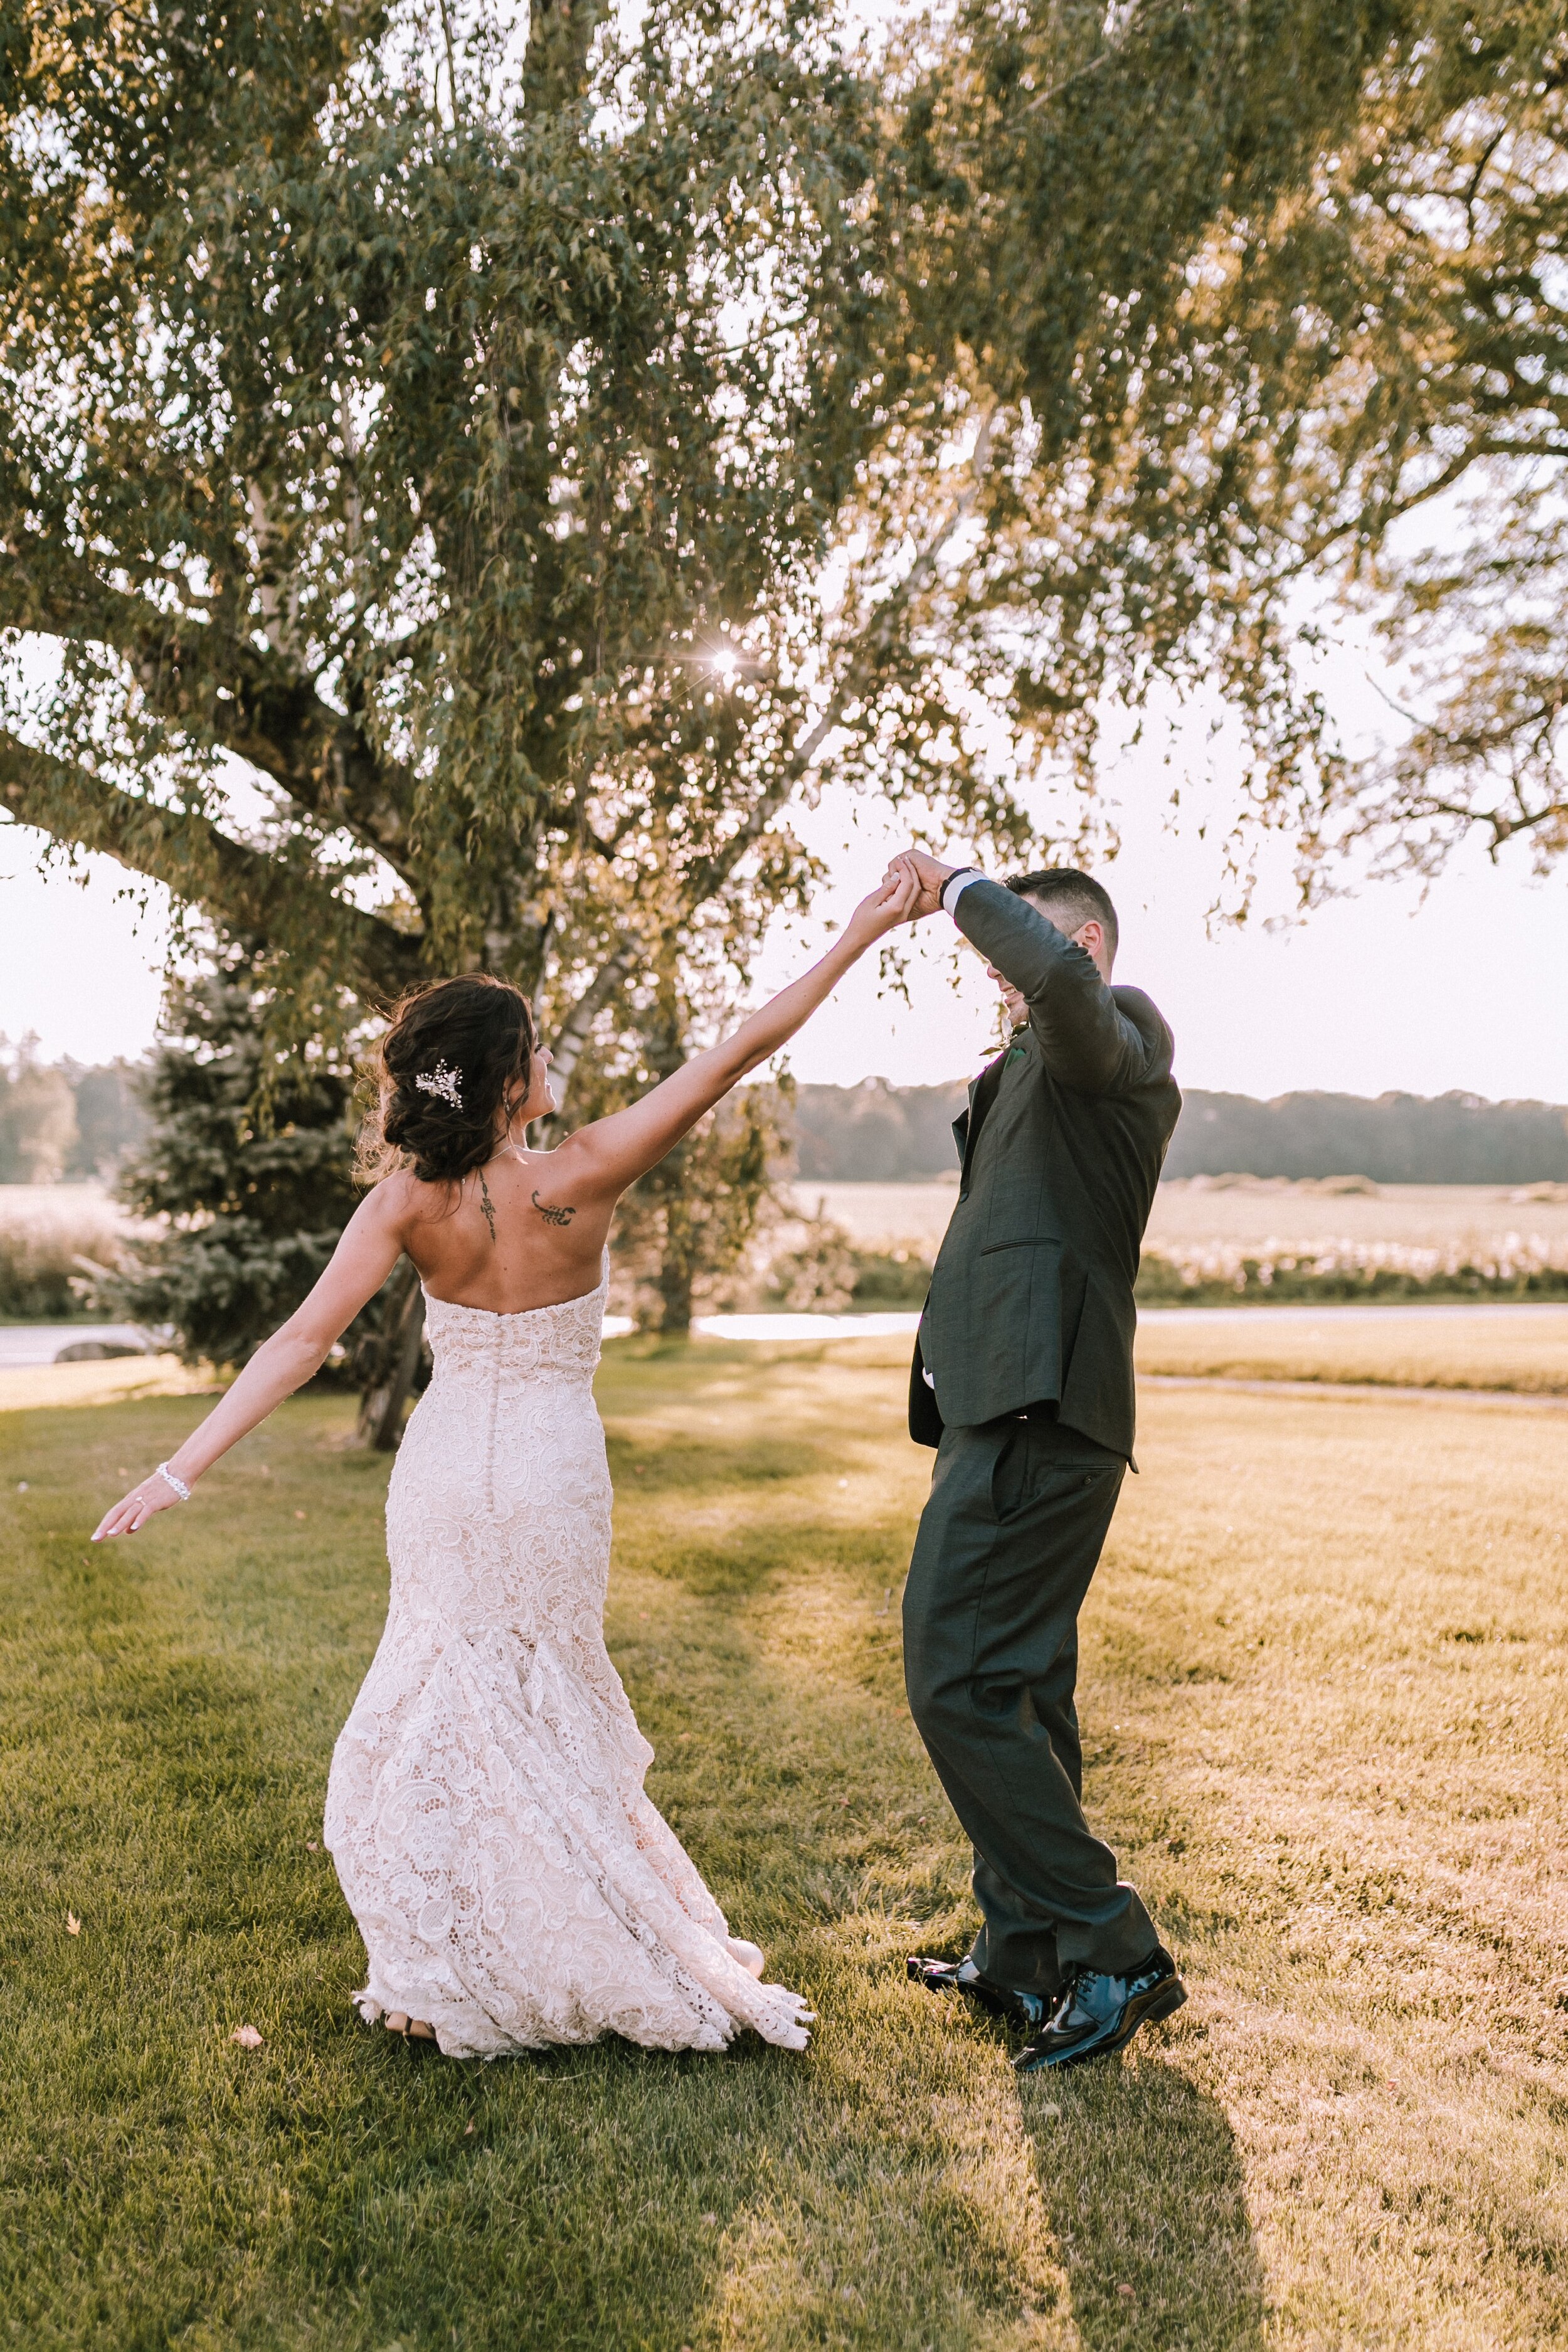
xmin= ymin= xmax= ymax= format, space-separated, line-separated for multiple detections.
xmin=415 ymin=1059 xmax=464 ymax=1110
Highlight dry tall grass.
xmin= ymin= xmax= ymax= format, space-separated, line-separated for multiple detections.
xmin=0 ymin=1187 xmax=137 ymax=1320
xmin=784 ymin=1180 xmax=1568 ymax=1258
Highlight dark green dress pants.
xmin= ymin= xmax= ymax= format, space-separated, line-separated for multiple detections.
xmin=903 ymin=1410 xmax=1156 ymax=1994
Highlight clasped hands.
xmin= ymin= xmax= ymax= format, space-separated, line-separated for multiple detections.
xmin=838 ymin=845 xmax=968 ymax=950
xmin=882 ymin=846 xmax=963 ymax=919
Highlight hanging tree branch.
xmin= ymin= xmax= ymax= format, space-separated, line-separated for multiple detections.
xmin=0 ymin=733 xmax=422 ymax=1002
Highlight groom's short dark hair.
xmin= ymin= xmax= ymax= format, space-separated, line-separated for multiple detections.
xmin=1006 ymin=869 xmax=1120 ymax=966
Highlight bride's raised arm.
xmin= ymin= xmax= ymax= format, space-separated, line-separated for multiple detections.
xmin=554 ymin=868 xmax=918 ymax=1204
xmin=91 ymin=867 xmax=919 ymax=1541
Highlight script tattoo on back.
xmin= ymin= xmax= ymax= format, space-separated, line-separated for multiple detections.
xmin=532 ymin=1189 xmax=576 ymax=1227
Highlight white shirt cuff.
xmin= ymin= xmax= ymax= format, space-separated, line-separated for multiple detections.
xmin=941 ymin=869 xmax=985 ymax=917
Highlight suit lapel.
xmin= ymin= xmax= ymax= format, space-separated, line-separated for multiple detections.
xmin=958 ymin=1043 xmax=1012 ymax=1195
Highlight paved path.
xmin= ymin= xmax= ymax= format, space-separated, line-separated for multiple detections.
xmin=0 ymin=1324 xmax=154 ymax=1369
xmin=8 ymin=1299 xmax=1566 ymax=1368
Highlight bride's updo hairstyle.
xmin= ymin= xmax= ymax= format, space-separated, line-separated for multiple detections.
xmin=359 ymin=974 xmax=536 ymax=1187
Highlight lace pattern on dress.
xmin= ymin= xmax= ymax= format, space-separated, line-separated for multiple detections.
xmin=323 ymin=1258 xmax=811 ymax=2058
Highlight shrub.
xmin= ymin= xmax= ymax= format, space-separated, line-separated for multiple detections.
xmin=760 ymin=1223 xmax=933 ymax=1314
xmin=761 ymin=1216 xmax=859 ymax=1313
xmin=1136 ymin=1236 xmax=1568 ymax=1306
xmin=848 ymin=1246 xmax=933 ymax=1308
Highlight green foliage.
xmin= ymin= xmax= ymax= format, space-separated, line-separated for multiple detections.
xmin=569 ymin=948 xmax=797 ymax=1330
xmin=102 ymin=961 xmax=374 ymax=1369
xmin=761 ymin=1213 xmax=933 ymax=1310
xmin=0 ymin=1044 xmax=151 ymax=1185
xmin=1166 ymin=1087 xmax=1568 ymax=1184
xmin=1136 ymin=1247 xmax=1568 ymax=1306
xmin=762 ymin=1208 xmax=861 ymax=1311
xmin=0 ymin=0 xmax=1435 ymax=1072
xmin=1004 ymin=2 xmax=1568 ymax=886
xmin=609 ymin=1084 xmax=793 ymax=1332
xmin=793 ymin=1078 xmax=970 ymax=1180
xmin=0 ymin=0 xmax=951 ymax=1042
xmin=792 ymin=1080 xmax=1568 ymax=1182
xmin=846 ymin=1244 xmax=932 ymax=1308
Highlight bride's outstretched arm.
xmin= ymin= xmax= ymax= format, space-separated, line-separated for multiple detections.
xmin=91 ymin=1181 xmax=415 ymax=1540
xmin=559 ymin=869 xmax=919 ymax=1201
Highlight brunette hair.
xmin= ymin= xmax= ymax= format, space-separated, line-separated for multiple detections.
xmin=1005 ymin=867 xmax=1119 ymax=965
xmin=358 ymin=975 xmax=535 ymax=1186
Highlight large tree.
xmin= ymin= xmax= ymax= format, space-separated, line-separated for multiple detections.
xmin=1 ymin=0 xmax=1432 ymax=1042
xmin=1 ymin=0 xmax=913 ymax=1041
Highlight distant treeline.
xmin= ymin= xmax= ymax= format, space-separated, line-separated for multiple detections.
xmin=1163 ymin=1089 xmax=1568 ymax=1184
xmin=0 ymin=1039 xmax=147 ymax=1184
xmin=791 ymin=1079 xmax=1568 ymax=1185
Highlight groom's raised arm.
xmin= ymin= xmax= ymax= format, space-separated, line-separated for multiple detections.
xmin=950 ymin=878 xmax=1162 ymax=1097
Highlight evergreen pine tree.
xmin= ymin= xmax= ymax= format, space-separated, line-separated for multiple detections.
xmin=105 ymin=959 xmax=388 ymax=1376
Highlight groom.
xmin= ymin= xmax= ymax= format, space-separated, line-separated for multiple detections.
xmin=891 ymin=847 xmax=1186 ymax=2072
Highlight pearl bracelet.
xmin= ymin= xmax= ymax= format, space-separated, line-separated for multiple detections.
xmin=156 ymin=1461 xmax=192 ymax=1503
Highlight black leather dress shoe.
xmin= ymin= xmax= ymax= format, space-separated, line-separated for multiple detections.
xmin=1014 ymin=1947 xmax=1186 ymax=2072
xmin=906 ymin=1954 xmax=1051 ymax=2031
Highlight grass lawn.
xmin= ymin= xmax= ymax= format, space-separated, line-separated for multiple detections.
xmin=4 ymin=1345 xmax=1567 ymax=2349
xmin=1133 ymin=1305 xmax=1568 ymax=1396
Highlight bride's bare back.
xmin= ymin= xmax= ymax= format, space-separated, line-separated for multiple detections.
xmin=398 ymin=1147 xmax=612 ymax=1317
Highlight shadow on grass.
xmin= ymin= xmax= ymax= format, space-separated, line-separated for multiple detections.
xmin=1019 ymin=2047 xmax=1266 ymax=2351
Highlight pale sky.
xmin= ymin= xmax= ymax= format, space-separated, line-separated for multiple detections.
xmin=4 ymin=639 xmax=1565 ymax=1101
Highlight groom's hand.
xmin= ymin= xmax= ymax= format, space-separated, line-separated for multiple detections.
xmin=883 ymin=847 xmax=960 ymax=920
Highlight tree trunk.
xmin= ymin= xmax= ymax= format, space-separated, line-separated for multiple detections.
xmin=356 ymin=1258 xmax=426 ymax=1451
xmin=657 ymin=1192 xmax=696 ymax=1337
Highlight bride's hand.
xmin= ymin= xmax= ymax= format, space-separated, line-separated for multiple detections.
xmin=837 ymin=865 xmax=921 ymax=951
xmin=92 ymin=1469 xmax=188 ymax=1542
xmin=882 ymin=847 xmax=952 ymax=921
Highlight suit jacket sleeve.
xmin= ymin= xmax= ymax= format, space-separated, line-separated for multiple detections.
xmin=951 ymin=879 xmax=1162 ymax=1098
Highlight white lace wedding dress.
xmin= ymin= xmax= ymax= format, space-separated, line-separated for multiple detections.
xmin=323 ymin=1260 xmax=812 ymax=2059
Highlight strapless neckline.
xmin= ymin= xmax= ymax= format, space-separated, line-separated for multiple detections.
xmin=420 ymin=1256 xmax=609 ymax=1322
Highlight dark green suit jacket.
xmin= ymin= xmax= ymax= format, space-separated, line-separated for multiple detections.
xmin=909 ymin=879 xmax=1180 ymax=1459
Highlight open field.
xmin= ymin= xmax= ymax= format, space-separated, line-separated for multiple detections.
xmin=16 ymin=1179 xmax=1568 ymax=1257
xmin=1148 ymin=1180 xmax=1568 ymax=1249
xmin=662 ymin=1303 xmax=1568 ymax=1402
xmin=784 ymin=1180 xmax=1568 ymax=1257
xmin=4 ymin=1349 xmax=1567 ymax=2348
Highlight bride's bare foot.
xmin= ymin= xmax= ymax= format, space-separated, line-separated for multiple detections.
xmin=728 ymin=1936 xmax=766 ymax=1980
xmin=384 ymin=2011 xmax=438 ymax=2042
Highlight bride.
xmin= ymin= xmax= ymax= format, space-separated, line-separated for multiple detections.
xmin=92 ymin=869 xmax=919 ymax=2058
